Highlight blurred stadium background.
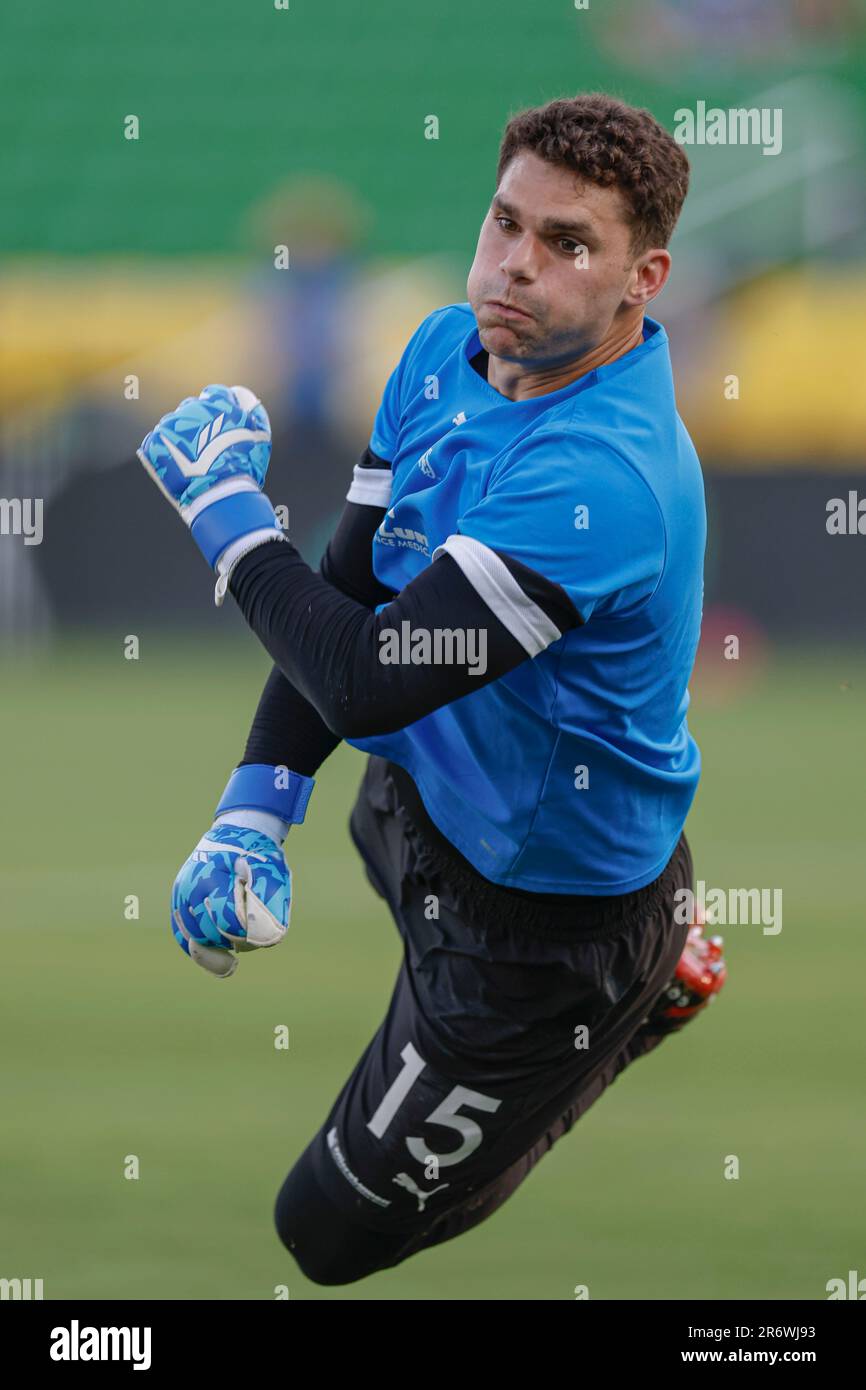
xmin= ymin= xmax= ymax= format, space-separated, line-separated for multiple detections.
xmin=1 ymin=0 xmax=865 ymax=1300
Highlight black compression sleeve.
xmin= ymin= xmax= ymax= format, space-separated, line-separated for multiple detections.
xmin=239 ymin=663 xmax=340 ymax=776
xmin=238 ymin=446 xmax=395 ymax=775
xmin=318 ymin=446 xmax=396 ymax=607
xmin=228 ymin=536 xmax=578 ymax=740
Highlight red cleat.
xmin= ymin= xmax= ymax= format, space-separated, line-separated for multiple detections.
xmin=642 ymin=906 xmax=727 ymax=1036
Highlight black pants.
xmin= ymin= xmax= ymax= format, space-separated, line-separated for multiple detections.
xmin=274 ymin=757 xmax=692 ymax=1285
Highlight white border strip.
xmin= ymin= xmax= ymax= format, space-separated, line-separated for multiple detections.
xmin=346 ymin=464 xmax=392 ymax=508
xmin=432 ymin=533 xmax=561 ymax=657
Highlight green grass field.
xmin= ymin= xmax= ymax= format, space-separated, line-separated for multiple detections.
xmin=2 ymin=636 xmax=863 ymax=1300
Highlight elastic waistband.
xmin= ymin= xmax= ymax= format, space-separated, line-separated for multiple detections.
xmin=383 ymin=759 xmax=689 ymax=942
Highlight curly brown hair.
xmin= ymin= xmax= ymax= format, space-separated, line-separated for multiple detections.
xmin=496 ymin=93 xmax=690 ymax=255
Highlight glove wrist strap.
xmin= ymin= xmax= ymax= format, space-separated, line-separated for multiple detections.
xmin=189 ymin=489 xmax=282 ymax=570
xmin=216 ymin=763 xmax=315 ymax=827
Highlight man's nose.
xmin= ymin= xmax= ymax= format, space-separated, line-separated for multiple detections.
xmin=499 ymin=233 xmax=539 ymax=279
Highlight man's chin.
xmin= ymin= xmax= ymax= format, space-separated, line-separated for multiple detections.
xmin=478 ymin=324 xmax=533 ymax=359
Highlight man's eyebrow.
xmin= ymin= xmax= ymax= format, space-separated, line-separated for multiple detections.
xmin=492 ymin=196 xmax=597 ymax=239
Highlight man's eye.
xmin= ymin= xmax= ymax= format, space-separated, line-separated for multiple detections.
xmin=495 ymin=216 xmax=516 ymax=232
xmin=559 ymin=238 xmax=580 ymax=254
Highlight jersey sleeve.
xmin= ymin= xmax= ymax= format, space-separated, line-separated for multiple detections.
xmin=368 ymin=351 xmax=404 ymax=465
xmin=367 ymin=308 xmax=446 ymax=463
xmin=431 ymin=429 xmax=666 ymax=653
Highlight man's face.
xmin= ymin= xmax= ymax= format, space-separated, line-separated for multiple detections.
xmin=467 ymin=150 xmax=641 ymax=368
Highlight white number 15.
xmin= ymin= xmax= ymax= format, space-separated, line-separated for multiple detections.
xmin=366 ymin=1041 xmax=502 ymax=1168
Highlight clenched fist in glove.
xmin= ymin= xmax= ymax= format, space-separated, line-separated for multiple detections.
xmin=170 ymin=764 xmax=315 ymax=978
xmin=171 ymin=821 xmax=293 ymax=979
xmin=136 ymin=383 xmax=287 ymax=604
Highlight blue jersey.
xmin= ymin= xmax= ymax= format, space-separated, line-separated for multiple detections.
xmin=345 ymin=302 xmax=706 ymax=894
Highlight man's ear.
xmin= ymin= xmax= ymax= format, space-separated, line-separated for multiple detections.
xmin=622 ymin=248 xmax=671 ymax=309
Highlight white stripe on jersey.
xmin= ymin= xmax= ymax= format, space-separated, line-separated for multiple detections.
xmin=432 ymin=533 xmax=561 ymax=657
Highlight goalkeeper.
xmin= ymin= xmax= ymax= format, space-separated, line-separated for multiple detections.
xmin=138 ymin=93 xmax=726 ymax=1285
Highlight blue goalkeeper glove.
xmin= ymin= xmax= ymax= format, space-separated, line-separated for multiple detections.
xmin=170 ymin=764 xmax=315 ymax=978
xmin=136 ymin=383 xmax=286 ymax=606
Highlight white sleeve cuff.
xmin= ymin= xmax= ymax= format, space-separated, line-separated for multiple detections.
xmin=346 ymin=463 xmax=392 ymax=507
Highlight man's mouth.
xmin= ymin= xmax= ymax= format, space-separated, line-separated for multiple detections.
xmin=486 ymin=299 xmax=532 ymax=321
